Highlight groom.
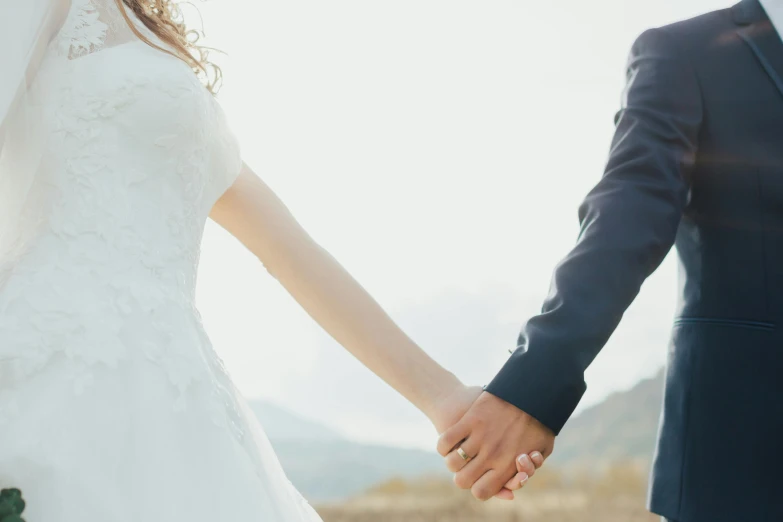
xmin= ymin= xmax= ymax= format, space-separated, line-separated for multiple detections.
xmin=437 ymin=1 xmax=783 ymax=520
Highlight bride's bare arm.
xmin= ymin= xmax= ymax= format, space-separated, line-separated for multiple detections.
xmin=208 ymin=162 xmax=464 ymax=427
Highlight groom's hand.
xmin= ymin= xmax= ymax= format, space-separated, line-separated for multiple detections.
xmin=436 ymin=391 xmax=555 ymax=501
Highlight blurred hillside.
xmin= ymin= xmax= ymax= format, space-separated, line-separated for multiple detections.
xmin=250 ymin=368 xmax=666 ymax=502
xmin=551 ymin=369 xmax=664 ymax=467
xmin=249 ymin=401 xmax=448 ymax=502
xmin=315 ymin=462 xmax=658 ymax=522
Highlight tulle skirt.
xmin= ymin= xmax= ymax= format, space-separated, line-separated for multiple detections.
xmin=0 ymin=347 xmax=323 ymax=521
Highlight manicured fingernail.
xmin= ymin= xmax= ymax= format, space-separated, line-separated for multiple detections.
xmin=519 ymin=473 xmax=528 ymax=485
xmin=518 ymin=454 xmax=528 ymax=464
xmin=531 ymin=451 xmax=541 ymax=460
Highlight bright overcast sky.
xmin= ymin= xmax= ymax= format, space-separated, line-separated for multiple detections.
xmin=192 ymin=0 xmax=731 ymax=450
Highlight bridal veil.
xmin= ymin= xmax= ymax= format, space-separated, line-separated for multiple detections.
xmin=0 ymin=0 xmax=68 ymax=266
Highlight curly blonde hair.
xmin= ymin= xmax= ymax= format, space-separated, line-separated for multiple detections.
xmin=115 ymin=0 xmax=222 ymax=94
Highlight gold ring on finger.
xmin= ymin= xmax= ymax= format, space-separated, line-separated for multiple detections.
xmin=457 ymin=447 xmax=471 ymax=461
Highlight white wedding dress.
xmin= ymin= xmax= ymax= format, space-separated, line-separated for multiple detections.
xmin=0 ymin=1 xmax=323 ymax=520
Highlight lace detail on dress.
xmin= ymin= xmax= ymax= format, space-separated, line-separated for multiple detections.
xmin=58 ymin=0 xmax=109 ymax=58
xmin=60 ymin=0 xmax=108 ymax=58
xmin=55 ymin=0 xmax=166 ymax=60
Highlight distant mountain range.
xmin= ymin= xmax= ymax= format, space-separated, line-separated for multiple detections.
xmin=550 ymin=369 xmax=664 ymax=467
xmin=248 ymin=369 xmax=666 ymax=502
xmin=248 ymin=401 xmax=447 ymax=502
xmin=249 ymin=401 xmax=345 ymax=442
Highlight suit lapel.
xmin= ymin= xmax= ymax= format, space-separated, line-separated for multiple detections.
xmin=734 ymin=0 xmax=783 ymax=99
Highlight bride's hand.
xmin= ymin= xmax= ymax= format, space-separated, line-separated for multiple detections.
xmin=427 ymin=383 xmax=484 ymax=435
xmin=504 ymin=451 xmax=546 ymax=492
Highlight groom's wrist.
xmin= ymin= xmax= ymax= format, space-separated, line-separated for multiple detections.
xmin=484 ymin=348 xmax=586 ymax=436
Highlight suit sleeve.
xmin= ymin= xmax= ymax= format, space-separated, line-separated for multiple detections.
xmin=484 ymin=27 xmax=703 ymax=435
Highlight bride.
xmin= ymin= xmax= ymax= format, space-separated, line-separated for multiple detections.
xmin=0 ymin=1 xmax=541 ymax=519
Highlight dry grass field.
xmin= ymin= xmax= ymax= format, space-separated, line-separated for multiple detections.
xmin=315 ymin=461 xmax=659 ymax=522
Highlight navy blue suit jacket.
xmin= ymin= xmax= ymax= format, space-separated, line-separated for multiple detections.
xmin=485 ymin=1 xmax=783 ymax=520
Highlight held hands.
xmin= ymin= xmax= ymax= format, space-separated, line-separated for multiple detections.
xmin=428 ymin=386 xmax=553 ymax=500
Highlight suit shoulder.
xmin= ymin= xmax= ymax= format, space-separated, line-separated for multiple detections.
xmin=661 ymin=6 xmax=737 ymax=45
xmin=632 ymin=7 xmax=735 ymax=59
xmin=659 ymin=6 xmax=733 ymax=36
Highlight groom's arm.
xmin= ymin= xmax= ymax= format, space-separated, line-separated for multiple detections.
xmin=485 ymin=26 xmax=703 ymax=435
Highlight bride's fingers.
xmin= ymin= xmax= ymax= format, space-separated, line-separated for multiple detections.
xmin=493 ymin=486 xmax=515 ymax=501
xmin=505 ymin=454 xmax=535 ymax=492
xmin=504 ymin=471 xmax=529 ymax=491
xmin=505 ymin=451 xmax=546 ymax=492
xmin=516 ymin=454 xmax=537 ymax=477
xmin=530 ymin=451 xmax=545 ymax=470
xmin=513 ymin=451 xmax=545 ymax=477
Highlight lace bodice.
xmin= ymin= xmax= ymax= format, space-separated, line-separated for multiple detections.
xmin=0 ymin=0 xmax=243 ymax=433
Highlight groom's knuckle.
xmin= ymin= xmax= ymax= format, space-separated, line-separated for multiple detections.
xmin=472 ymin=485 xmax=491 ymax=501
xmin=453 ymin=472 xmax=471 ymax=489
xmin=436 ymin=437 xmax=452 ymax=456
